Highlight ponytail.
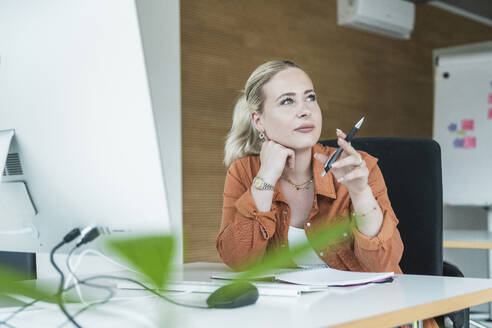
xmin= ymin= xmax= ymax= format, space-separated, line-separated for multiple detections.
xmin=224 ymin=94 xmax=261 ymax=167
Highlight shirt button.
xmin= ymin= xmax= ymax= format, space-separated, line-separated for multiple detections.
xmin=283 ymin=210 xmax=288 ymax=215
xmin=343 ymin=232 xmax=348 ymax=237
xmin=306 ymin=222 xmax=311 ymax=227
xmin=319 ymin=252 xmax=324 ymax=256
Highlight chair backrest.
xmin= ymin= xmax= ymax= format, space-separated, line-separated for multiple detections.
xmin=319 ymin=138 xmax=443 ymax=276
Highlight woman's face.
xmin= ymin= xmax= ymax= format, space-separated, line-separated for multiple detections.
xmin=253 ymin=67 xmax=322 ymax=151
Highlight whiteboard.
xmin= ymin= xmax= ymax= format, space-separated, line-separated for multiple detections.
xmin=433 ymin=49 xmax=492 ymax=206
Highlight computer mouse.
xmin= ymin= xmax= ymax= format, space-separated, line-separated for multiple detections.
xmin=206 ymin=282 xmax=259 ymax=309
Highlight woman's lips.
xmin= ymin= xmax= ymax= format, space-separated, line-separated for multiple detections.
xmin=295 ymin=126 xmax=314 ymax=133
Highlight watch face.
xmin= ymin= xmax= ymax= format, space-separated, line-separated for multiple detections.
xmin=254 ymin=177 xmax=262 ymax=189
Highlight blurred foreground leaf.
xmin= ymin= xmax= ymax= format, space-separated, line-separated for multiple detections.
xmin=0 ymin=267 xmax=59 ymax=303
xmin=106 ymin=235 xmax=174 ymax=289
xmin=237 ymin=218 xmax=353 ymax=280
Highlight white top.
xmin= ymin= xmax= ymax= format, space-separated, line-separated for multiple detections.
xmin=288 ymin=225 xmax=329 ymax=267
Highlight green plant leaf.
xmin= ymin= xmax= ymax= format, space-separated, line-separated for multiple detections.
xmin=0 ymin=267 xmax=60 ymax=303
xmin=237 ymin=218 xmax=353 ymax=280
xmin=106 ymin=235 xmax=174 ymax=289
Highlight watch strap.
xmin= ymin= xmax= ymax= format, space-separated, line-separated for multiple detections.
xmin=253 ymin=176 xmax=275 ymax=191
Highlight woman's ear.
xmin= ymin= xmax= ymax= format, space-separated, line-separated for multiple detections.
xmin=251 ymin=111 xmax=264 ymax=133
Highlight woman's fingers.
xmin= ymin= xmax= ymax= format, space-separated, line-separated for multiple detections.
xmin=336 ymin=129 xmax=347 ymax=139
xmin=286 ymin=148 xmax=295 ymax=169
xmin=331 ymin=154 xmax=364 ymax=169
xmin=258 ymin=138 xmax=296 ymax=181
xmin=337 ymin=138 xmax=358 ymax=157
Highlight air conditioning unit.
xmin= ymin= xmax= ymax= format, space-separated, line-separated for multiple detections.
xmin=337 ymin=0 xmax=415 ymax=39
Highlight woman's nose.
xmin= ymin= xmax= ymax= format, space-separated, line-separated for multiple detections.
xmin=297 ymin=105 xmax=312 ymax=118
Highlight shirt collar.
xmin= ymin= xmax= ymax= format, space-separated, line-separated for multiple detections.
xmin=312 ymin=143 xmax=337 ymax=199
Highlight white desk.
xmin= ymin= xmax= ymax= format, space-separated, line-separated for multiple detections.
xmin=2 ymin=262 xmax=492 ymax=328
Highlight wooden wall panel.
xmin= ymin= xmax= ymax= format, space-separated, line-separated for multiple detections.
xmin=181 ymin=0 xmax=492 ymax=263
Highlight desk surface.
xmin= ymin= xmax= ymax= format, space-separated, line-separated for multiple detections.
xmin=2 ymin=262 xmax=492 ymax=328
xmin=443 ymin=229 xmax=492 ymax=249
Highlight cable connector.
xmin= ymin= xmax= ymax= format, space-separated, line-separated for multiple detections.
xmin=76 ymin=227 xmax=101 ymax=247
xmin=63 ymin=228 xmax=81 ymax=243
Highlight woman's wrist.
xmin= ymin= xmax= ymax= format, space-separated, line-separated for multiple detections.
xmin=348 ymin=184 xmax=372 ymax=201
xmin=256 ymin=168 xmax=279 ymax=186
xmin=349 ymin=184 xmax=383 ymax=237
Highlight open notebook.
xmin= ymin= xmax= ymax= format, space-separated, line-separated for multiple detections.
xmin=211 ymin=266 xmax=394 ymax=287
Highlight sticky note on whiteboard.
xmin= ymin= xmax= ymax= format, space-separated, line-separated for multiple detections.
xmin=461 ymin=119 xmax=474 ymax=131
xmin=453 ymin=138 xmax=464 ymax=148
xmin=447 ymin=123 xmax=457 ymax=132
xmin=489 ymin=108 xmax=492 ymax=119
xmin=463 ymin=136 xmax=476 ymax=149
xmin=489 ymin=93 xmax=492 ymax=104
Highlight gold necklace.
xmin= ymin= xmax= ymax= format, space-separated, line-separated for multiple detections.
xmin=283 ymin=176 xmax=313 ymax=191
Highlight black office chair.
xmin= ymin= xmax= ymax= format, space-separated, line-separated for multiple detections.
xmin=320 ymin=138 xmax=468 ymax=328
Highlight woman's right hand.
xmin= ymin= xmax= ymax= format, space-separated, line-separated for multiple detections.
xmin=257 ymin=136 xmax=295 ymax=185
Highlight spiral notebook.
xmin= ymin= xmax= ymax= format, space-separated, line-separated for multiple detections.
xmin=211 ymin=266 xmax=394 ymax=287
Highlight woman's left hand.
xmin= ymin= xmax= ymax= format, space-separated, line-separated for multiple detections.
xmin=314 ymin=129 xmax=369 ymax=195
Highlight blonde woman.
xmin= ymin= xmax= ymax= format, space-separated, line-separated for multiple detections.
xmin=216 ymin=60 xmax=438 ymax=327
xmin=217 ymin=60 xmax=404 ymax=271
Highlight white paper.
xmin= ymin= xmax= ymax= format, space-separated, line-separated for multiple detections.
xmin=212 ymin=266 xmax=394 ymax=287
xmin=275 ymin=266 xmax=394 ymax=287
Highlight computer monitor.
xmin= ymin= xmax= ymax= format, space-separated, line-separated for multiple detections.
xmin=0 ymin=1 xmax=177 ymax=272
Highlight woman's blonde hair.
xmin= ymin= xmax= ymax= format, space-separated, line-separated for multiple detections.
xmin=224 ymin=60 xmax=300 ymax=167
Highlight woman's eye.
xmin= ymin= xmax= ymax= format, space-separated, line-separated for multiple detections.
xmin=307 ymin=94 xmax=316 ymax=102
xmin=280 ymin=97 xmax=294 ymax=105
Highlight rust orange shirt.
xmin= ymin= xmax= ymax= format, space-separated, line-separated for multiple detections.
xmin=217 ymin=143 xmax=404 ymax=273
xmin=216 ymin=142 xmax=438 ymax=328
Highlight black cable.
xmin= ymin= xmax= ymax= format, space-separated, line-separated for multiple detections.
xmin=82 ymin=275 xmax=209 ymax=309
xmin=0 ymin=298 xmax=39 ymax=327
xmin=58 ymin=291 xmax=114 ymax=328
xmin=0 ymin=274 xmax=112 ymax=327
xmin=66 ymin=246 xmax=113 ymax=295
xmin=58 ymin=246 xmax=115 ymax=327
xmin=62 ymin=228 xmax=208 ymax=310
xmin=57 ymin=289 xmax=114 ymax=328
xmin=2 ymin=225 xmax=206 ymax=327
xmin=54 ymin=227 xmax=107 ymax=328
xmin=0 ymin=228 xmax=82 ymax=327
xmin=50 ymin=240 xmax=82 ymax=328
xmin=75 ymin=228 xmax=100 ymax=248
xmin=0 ymin=227 xmax=102 ymax=328
xmin=0 ymin=321 xmax=17 ymax=328
xmin=0 ymin=269 xmax=209 ymax=327
xmin=49 ymin=227 xmax=86 ymax=328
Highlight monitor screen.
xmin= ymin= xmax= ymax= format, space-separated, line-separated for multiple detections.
xmin=0 ymin=0 xmax=172 ymax=254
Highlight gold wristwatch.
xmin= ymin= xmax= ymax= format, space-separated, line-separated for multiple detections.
xmin=253 ymin=176 xmax=275 ymax=191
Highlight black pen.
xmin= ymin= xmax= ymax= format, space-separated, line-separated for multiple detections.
xmin=321 ymin=117 xmax=365 ymax=177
